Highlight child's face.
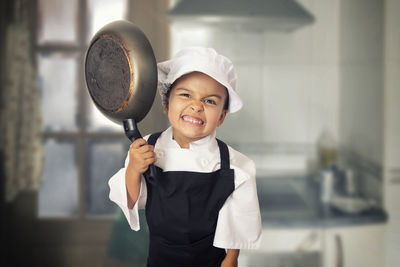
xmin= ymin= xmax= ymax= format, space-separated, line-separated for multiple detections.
xmin=164 ymin=72 xmax=227 ymax=148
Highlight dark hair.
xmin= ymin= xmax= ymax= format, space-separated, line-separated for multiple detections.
xmin=165 ymin=86 xmax=229 ymax=111
xmin=223 ymin=88 xmax=229 ymax=110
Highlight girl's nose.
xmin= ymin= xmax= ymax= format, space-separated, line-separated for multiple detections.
xmin=190 ymin=100 xmax=203 ymax=112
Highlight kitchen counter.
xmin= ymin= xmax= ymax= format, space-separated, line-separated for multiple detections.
xmin=256 ymin=176 xmax=388 ymax=229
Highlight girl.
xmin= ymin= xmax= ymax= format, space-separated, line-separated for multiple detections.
xmin=109 ymin=47 xmax=262 ymax=267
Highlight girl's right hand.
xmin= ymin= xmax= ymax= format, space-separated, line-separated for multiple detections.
xmin=127 ymin=138 xmax=156 ymax=174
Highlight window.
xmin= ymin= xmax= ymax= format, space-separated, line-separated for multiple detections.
xmin=37 ymin=0 xmax=130 ymax=218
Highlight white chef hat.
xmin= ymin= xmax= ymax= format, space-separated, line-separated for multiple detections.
xmin=157 ymin=47 xmax=243 ymax=113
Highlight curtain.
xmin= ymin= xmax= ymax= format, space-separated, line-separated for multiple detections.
xmin=0 ymin=0 xmax=43 ymax=202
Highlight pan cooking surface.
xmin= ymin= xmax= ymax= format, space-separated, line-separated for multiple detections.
xmin=85 ymin=37 xmax=132 ymax=112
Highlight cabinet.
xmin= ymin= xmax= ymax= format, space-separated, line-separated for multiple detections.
xmin=238 ymin=225 xmax=384 ymax=267
xmin=239 ymin=228 xmax=323 ymax=267
xmin=322 ymin=224 xmax=385 ymax=267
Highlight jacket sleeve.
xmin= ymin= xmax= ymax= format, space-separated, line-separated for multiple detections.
xmin=108 ymin=150 xmax=148 ymax=231
xmin=213 ymin=150 xmax=262 ymax=249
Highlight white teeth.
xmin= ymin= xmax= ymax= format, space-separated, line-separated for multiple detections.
xmin=182 ymin=116 xmax=203 ymax=125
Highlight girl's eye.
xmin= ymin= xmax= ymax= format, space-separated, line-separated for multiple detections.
xmin=180 ymin=93 xmax=190 ymax=98
xmin=204 ymin=99 xmax=216 ymax=105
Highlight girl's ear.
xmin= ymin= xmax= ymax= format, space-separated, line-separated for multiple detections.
xmin=217 ymin=110 xmax=227 ymax=127
xmin=163 ymin=104 xmax=168 ymax=115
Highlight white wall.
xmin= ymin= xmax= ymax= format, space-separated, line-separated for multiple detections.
xmin=338 ymin=0 xmax=383 ymax=165
xmin=383 ymin=0 xmax=400 ymax=266
xmin=170 ymin=0 xmax=341 ymax=148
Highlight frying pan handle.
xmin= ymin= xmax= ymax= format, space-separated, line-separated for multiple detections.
xmin=123 ymin=119 xmax=143 ymax=141
xmin=123 ymin=119 xmax=158 ymax=183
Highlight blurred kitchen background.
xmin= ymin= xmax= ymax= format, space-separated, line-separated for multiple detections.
xmin=0 ymin=0 xmax=399 ymax=266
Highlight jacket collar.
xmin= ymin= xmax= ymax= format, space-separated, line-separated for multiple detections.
xmin=159 ymin=126 xmax=217 ymax=150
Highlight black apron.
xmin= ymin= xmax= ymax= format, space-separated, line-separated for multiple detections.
xmin=144 ymin=132 xmax=235 ymax=267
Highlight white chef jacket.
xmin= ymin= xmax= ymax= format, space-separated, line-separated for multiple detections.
xmin=108 ymin=126 xmax=262 ymax=249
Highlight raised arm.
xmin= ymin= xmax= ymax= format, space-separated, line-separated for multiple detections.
xmin=125 ymin=138 xmax=156 ymax=209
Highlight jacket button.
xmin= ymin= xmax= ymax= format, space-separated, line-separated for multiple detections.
xmin=156 ymin=150 xmax=164 ymax=158
xmin=200 ymin=158 xmax=209 ymax=166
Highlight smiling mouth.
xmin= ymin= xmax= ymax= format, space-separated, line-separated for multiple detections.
xmin=181 ymin=115 xmax=204 ymax=126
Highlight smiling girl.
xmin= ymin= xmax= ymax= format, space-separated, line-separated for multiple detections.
xmin=109 ymin=47 xmax=262 ymax=267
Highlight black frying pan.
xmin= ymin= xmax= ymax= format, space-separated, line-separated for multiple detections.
xmin=85 ymin=20 xmax=158 ymax=180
